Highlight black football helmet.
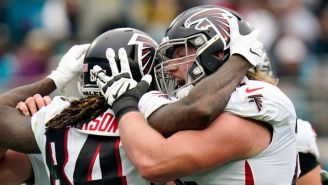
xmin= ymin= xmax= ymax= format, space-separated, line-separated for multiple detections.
xmin=154 ymin=5 xmax=253 ymax=95
xmin=78 ymin=28 xmax=158 ymax=97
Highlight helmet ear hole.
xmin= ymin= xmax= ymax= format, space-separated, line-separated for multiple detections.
xmin=197 ymin=38 xmax=227 ymax=75
xmin=214 ymin=50 xmax=225 ymax=61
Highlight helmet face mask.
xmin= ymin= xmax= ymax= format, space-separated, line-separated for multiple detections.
xmin=78 ymin=28 xmax=158 ymax=97
xmin=154 ymin=5 xmax=253 ymax=95
xmin=154 ymin=34 xmax=207 ymax=95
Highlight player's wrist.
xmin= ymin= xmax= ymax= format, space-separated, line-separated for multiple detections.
xmin=112 ymin=80 xmax=151 ymax=121
xmin=47 ymin=70 xmax=73 ymax=90
xmin=112 ymin=95 xmax=139 ymax=121
xmin=230 ymin=54 xmax=253 ymax=68
xmin=47 ymin=70 xmax=65 ymax=89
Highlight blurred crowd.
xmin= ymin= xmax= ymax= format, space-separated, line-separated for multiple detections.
xmin=0 ymin=0 xmax=327 ymax=167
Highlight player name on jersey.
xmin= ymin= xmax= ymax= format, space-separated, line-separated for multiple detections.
xmin=76 ymin=110 xmax=119 ymax=136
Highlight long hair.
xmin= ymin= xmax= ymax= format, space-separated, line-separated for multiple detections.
xmin=45 ymin=96 xmax=109 ymax=134
xmin=246 ymin=70 xmax=279 ymax=85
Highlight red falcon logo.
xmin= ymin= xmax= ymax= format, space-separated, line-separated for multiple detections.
xmin=248 ymin=94 xmax=263 ymax=112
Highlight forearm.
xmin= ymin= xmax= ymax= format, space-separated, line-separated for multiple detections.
xmin=0 ymin=150 xmax=33 ymax=185
xmin=0 ymin=78 xmax=56 ymax=107
xmin=0 ymin=148 xmax=7 ymax=161
xmin=119 ymin=112 xmax=170 ymax=181
xmin=148 ymin=55 xmax=251 ymax=137
xmin=0 ymin=106 xmax=39 ymax=153
xmin=0 ymin=78 xmax=54 ymax=153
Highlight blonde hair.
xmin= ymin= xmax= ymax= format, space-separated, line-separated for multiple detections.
xmin=246 ymin=70 xmax=279 ymax=85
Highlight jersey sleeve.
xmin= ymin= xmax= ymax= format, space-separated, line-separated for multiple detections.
xmin=31 ymin=96 xmax=70 ymax=154
xmin=138 ymin=90 xmax=177 ymax=119
xmin=297 ymin=119 xmax=320 ymax=159
xmin=225 ymin=80 xmax=296 ymax=126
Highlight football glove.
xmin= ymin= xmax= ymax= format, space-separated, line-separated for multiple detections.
xmin=47 ymin=44 xmax=90 ymax=90
xmin=92 ymin=48 xmax=152 ymax=120
xmin=228 ymin=17 xmax=264 ymax=67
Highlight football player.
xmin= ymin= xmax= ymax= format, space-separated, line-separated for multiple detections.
xmin=0 ymin=24 xmax=255 ymax=184
xmin=93 ymin=6 xmax=298 ymax=184
xmin=247 ymin=45 xmax=324 ymax=185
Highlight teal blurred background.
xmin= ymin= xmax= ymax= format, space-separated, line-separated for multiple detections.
xmin=0 ymin=0 xmax=327 ymax=169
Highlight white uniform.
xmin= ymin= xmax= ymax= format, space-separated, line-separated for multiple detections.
xmin=296 ymin=118 xmax=320 ymax=177
xmin=296 ymin=119 xmax=319 ymax=159
xmin=140 ymin=79 xmax=298 ymax=185
xmin=31 ymin=96 xmax=149 ymax=185
xmin=27 ymin=154 xmax=50 ymax=185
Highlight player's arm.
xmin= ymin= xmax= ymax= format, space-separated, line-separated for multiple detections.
xmin=297 ymin=157 xmax=322 ymax=185
xmin=147 ymin=55 xmax=250 ymax=136
xmin=0 ymin=95 xmax=51 ymax=185
xmin=144 ymin=18 xmax=263 ymax=137
xmin=96 ymin=21 xmax=263 ymax=137
xmin=119 ymin=111 xmax=271 ymax=182
xmin=0 ymin=78 xmax=56 ymax=153
xmin=0 ymin=44 xmax=88 ymax=153
xmin=0 ymin=150 xmax=33 ymax=185
xmin=297 ymin=119 xmax=323 ymax=185
xmin=0 ymin=148 xmax=8 ymax=175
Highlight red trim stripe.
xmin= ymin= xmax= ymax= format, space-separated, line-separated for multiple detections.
xmin=87 ymin=143 xmax=101 ymax=181
xmin=62 ymin=128 xmax=72 ymax=185
xmin=114 ymin=138 xmax=127 ymax=185
xmin=48 ymin=142 xmax=55 ymax=165
xmin=115 ymin=138 xmax=123 ymax=176
xmin=245 ymin=160 xmax=254 ymax=185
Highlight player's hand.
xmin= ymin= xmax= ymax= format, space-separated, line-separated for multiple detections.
xmin=92 ymin=48 xmax=151 ymax=106
xmin=15 ymin=94 xmax=52 ymax=116
xmin=47 ymin=44 xmax=90 ymax=90
xmin=228 ymin=17 xmax=264 ymax=67
xmin=92 ymin=48 xmax=152 ymax=120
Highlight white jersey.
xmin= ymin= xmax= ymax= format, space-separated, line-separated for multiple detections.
xmin=31 ymin=96 xmax=149 ymax=185
xmin=27 ymin=154 xmax=50 ymax=185
xmin=296 ymin=119 xmax=319 ymax=158
xmin=140 ymin=79 xmax=298 ymax=185
xmin=181 ymin=79 xmax=298 ymax=185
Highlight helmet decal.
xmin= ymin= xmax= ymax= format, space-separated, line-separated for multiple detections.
xmin=128 ymin=33 xmax=157 ymax=47
xmin=79 ymin=28 xmax=158 ymax=97
xmin=184 ymin=8 xmax=232 ymax=48
xmin=128 ymin=33 xmax=157 ymax=74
